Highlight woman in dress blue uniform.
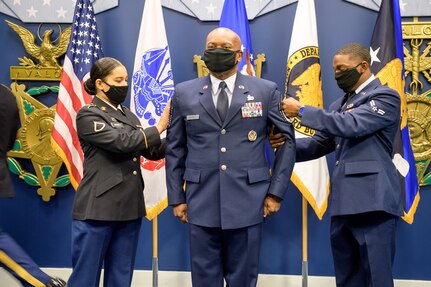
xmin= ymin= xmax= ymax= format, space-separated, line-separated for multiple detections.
xmin=67 ymin=57 xmax=169 ymax=287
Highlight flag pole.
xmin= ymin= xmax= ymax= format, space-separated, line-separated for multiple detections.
xmin=302 ymin=197 xmax=308 ymax=287
xmin=152 ymin=216 xmax=159 ymax=287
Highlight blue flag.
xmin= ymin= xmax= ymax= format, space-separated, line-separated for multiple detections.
xmin=370 ymin=0 xmax=420 ymax=223
xmin=219 ymin=0 xmax=255 ymax=76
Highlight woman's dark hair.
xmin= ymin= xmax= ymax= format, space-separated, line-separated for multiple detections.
xmin=83 ymin=57 xmax=122 ymax=95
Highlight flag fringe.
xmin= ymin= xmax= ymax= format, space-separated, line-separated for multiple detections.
xmin=51 ymin=138 xmax=79 ymax=190
xmin=401 ymin=190 xmax=420 ymax=224
xmin=290 ymin=171 xmax=330 ymax=220
xmin=146 ymin=197 xmax=168 ymax=220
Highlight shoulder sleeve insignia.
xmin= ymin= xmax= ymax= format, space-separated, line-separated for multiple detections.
xmin=369 ymin=100 xmax=386 ymax=115
xmin=93 ymin=121 xmax=106 ymax=132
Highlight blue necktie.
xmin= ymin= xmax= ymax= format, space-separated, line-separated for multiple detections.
xmin=217 ymin=81 xmax=228 ymax=121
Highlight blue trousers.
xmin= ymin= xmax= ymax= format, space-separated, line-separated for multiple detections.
xmin=189 ymin=223 xmax=262 ymax=287
xmin=331 ymin=211 xmax=398 ymax=287
xmin=67 ymin=218 xmax=142 ymax=287
xmin=0 ymin=231 xmax=51 ymax=287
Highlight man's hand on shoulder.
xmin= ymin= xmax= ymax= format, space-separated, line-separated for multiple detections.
xmin=282 ymin=97 xmax=303 ymax=117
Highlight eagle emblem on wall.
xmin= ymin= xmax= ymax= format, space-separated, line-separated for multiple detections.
xmin=6 ymin=20 xmax=71 ymax=68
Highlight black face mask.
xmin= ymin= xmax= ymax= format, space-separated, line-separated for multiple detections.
xmin=334 ymin=63 xmax=362 ymax=93
xmin=102 ymin=81 xmax=128 ymax=106
xmin=203 ymin=48 xmax=240 ymax=73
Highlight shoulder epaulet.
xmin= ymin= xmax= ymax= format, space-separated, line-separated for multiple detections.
xmin=85 ymin=103 xmax=97 ymax=108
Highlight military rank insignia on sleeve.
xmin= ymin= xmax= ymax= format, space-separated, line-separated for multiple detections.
xmin=369 ymin=100 xmax=386 ymax=115
xmin=93 ymin=121 xmax=106 ymax=132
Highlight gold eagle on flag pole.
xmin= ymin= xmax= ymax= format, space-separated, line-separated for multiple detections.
xmin=5 ymin=20 xmax=71 ymax=68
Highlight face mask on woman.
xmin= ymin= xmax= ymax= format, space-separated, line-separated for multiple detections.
xmin=102 ymin=81 xmax=129 ymax=106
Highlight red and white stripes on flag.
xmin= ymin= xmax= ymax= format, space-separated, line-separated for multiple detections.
xmin=51 ymin=0 xmax=103 ymax=190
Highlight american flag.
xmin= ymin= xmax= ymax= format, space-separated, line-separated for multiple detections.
xmin=51 ymin=0 xmax=103 ymax=190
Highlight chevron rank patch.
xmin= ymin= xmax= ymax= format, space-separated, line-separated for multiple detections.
xmin=93 ymin=121 xmax=106 ymax=132
xmin=369 ymin=100 xmax=385 ymax=115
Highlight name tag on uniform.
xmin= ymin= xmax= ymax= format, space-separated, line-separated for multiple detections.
xmin=186 ymin=114 xmax=200 ymax=121
xmin=241 ymin=102 xmax=262 ymax=118
xmin=111 ymin=122 xmax=124 ymax=129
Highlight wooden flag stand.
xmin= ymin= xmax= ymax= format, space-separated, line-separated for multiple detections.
xmin=302 ymin=197 xmax=308 ymax=287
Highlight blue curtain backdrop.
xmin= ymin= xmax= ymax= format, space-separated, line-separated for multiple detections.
xmin=0 ymin=0 xmax=430 ymax=280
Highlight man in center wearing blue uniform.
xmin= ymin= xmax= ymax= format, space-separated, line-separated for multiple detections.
xmin=165 ymin=27 xmax=296 ymax=287
xmin=276 ymin=43 xmax=403 ymax=287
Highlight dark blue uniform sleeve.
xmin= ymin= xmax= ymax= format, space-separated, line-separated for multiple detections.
xmin=267 ymin=88 xmax=296 ymax=199
xmin=295 ymin=130 xmax=335 ymax=162
xmin=76 ymin=108 xmax=161 ymax=154
xmin=165 ymin=91 xmax=187 ymax=205
xmin=300 ymin=92 xmax=400 ymax=138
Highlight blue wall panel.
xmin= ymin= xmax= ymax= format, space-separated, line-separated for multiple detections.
xmin=0 ymin=0 xmax=430 ymax=280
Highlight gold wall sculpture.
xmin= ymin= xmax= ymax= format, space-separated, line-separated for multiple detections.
xmin=403 ymin=17 xmax=431 ymax=186
xmin=5 ymin=20 xmax=71 ymax=201
xmin=6 ymin=83 xmax=70 ymax=201
xmin=6 ymin=20 xmax=71 ymax=81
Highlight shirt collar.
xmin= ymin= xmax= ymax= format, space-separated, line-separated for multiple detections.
xmin=355 ymin=74 xmax=376 ymax=94
xmin=210 ymin=73 xmax=237 ymax=95
xmin=95 ymin=95 xmax=123 ymax=112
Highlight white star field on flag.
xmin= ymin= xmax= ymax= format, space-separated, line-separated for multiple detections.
xmin=0 ymin=0 xmax=117 ymax=23
xmin=68 ymin=1 xmax=102 ymax=75
xmin=0 ymin=1 xmax=430 ymax=24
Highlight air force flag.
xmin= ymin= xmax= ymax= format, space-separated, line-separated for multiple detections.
xmin=131 ymin=0 xmax=174 ymax=220
xmin=219 ymin=0 xmax=255 ymax=76
xmin=370 ymin=0 xmax=419 ymax=223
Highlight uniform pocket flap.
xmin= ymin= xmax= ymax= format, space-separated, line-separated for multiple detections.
xmin=96 ymin=172 xmax=123 ymax=197
xmin=345 ymin=161 xmax=379 ymax=175
xmin=183 ymin=168 xmax=201 ymax=183
xmin=248 ymin=167 xmax=271 ymax=184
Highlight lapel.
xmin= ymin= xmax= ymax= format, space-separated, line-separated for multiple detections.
xmin=347 ymin=78 xmax=382 ymax=110
xmin=358 ymin=78 xmax=381 ymax=96
xmin=199 ymin=75 xmax=222 ymax=126
xmin=223 ymin=73 xmax=249 ymax=127
xmin=92 ymin=97 xmax=136 ymax=128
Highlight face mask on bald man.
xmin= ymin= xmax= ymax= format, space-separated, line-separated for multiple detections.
xmin=203 ymin=48 xmax=240 ymax=73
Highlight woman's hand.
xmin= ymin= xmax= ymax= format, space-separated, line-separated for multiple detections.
xmin=156 ymin=100 xmax=171 ymax=134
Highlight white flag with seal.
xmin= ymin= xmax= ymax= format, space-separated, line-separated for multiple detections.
xmin=286 ymin=0 xmax=330 ymax=219
xmin=131 ymin=0 xmax=174 ymax=220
